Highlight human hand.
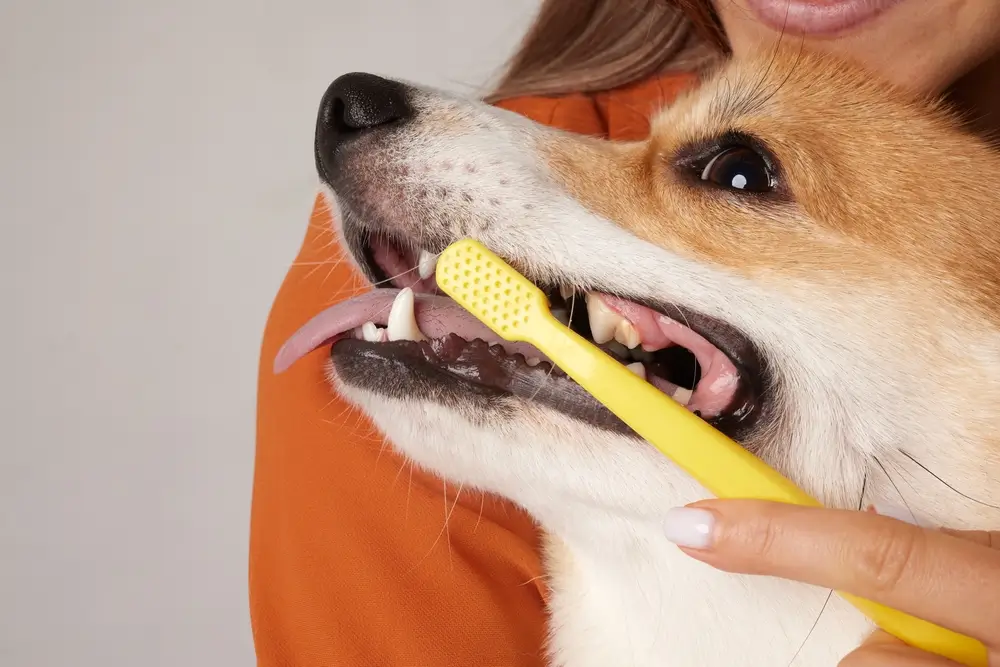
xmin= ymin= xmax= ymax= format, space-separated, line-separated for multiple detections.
xmin=662 ymin=500 xmax=1000 ymax=666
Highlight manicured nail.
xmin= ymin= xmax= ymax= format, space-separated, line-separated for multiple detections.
xmin=870 ymin=502 xmax=920 ymax=526
xmin=663 ymin=507 xmax=716 ymax=549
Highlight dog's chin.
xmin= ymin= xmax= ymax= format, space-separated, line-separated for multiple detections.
xmin=328 ymin=360 xmax=719 ymax=517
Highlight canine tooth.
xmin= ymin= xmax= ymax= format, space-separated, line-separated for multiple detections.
xmin=552 ymin=308 xmax=570 ymax=326
xmin=526 ymin=357 xmax=541 ymax=367
xmin=614 ymin=320 xmax=641 ymax=349
xmin=559 ymin=284 xmax=575 ymax=301
xmin=361 ymin=322 xmax=381 ymax=342
xmin=625 ymin=362 xmax=646 ymax=380
xmin=585 ymin=293 xmax=624 ymax=344
xmin=672 ymin=387 xmax=693 ymax=406
xmin=417 ymin=250 xmax=437 ymax=280
xmin=387 ymin=287 xmax=427 ymax=341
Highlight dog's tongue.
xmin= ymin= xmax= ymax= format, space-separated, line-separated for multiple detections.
xmin=273 ymin=289 xmax=545 ymax=373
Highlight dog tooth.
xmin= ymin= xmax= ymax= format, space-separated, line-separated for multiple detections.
xmin=551 ymin=308 xmax=570 ymax=326
xmin=585 ymin=293 xmax=624 ymax=344
xmin=614 ymin=320 xmax=641 ymax=349
xmin=387 ymin=287 xmax=427 ymax=341
xmin=559 ymin=284 xmax=575 ymax=301
xmin=361 ymin=322 xmax=381 ymax=342
xmin=417 ymin=250 xmax=438 ymax=280
xmin=625 ymin=362 xmax=646 ymax=380
xmin=526 ymin=357 xmax=541 ymax=367
xmin=672 ymin=387 xmax=693 ymax=406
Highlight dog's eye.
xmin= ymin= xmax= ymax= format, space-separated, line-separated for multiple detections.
xmin=699 ymin=147 xmax=772 ymax=193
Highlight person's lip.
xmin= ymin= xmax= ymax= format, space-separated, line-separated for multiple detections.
xmin=743 ymin=0 xmax=906 ymax=36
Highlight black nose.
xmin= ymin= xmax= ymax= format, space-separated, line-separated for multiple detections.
xmin=315 ymin=73 xmax=412 ymax=175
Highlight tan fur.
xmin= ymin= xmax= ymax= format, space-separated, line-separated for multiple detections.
xmin=545 ymin=52 xmax=1000 ymax=312
xmin=322 ymin=48 xmax=1000 ymax=666
xmin=540 ymin=49 xmax=1000 ymax=485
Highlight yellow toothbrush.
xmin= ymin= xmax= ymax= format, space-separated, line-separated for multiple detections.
xmin=434 ymin=238 xmax=988 ymax=667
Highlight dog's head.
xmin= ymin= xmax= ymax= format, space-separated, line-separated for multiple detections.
xmin=278 ymin=49 xmax=1000 ymax=528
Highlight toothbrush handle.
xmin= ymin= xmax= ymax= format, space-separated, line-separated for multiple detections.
xmin=536 ymin=315 xmax=815 ymax=504
xmin=843 ymin=595 xmax=988 ymax=667
xmin=533 ymin=317 xmax=989 ymax=667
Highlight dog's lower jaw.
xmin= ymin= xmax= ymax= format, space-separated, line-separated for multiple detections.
xmin=334 ymin=376 xmax=873 ymax=667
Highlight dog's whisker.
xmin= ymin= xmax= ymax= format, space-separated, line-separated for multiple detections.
xmin=899 ymin=451 xmax=1000 ymax=510
xmin=300 ymin=257 xmax=343 ymax=282
xmin=405 ymin=461 xmax=415 ymax=524
xmin=783 ymin=471 xmax=868 ymax=667
xmin=375 ymin=434 xmax=393 ymax=467
xmin=783 ymin=590 xmax=835 ymax=667
xmin=290 ymin=260 xmax=346 ymax=267
xmin=872 ymin=456 xmax=920 ymax=523
xmin=443 ymin=480 xmax=458 ymax=570
xmin=389 ymin=451 xmax=411 ymax=491
xmin=371 ymin=265 xmax=422 ymax=288
xmin=519 ymin=573 xmax=548 ymax=588
xmin=321 ymin=284 xmax=369 ymax=305
xmin=406 ymin=481 xmax=465 ymax=575
xmin=474 ymin=492 xmax=485 ymax=533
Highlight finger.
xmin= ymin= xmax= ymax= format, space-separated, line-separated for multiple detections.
xmin=662 ymin=500 xmax=1000 ymax=644
xmin=864 ymin=506 xmax=1000 ymax=550
xmin=839 ymin=630 xmax=964 ymax=667
xmin=939 ymin=528 xmax=1000 ymax=550
xmin=863 ymin=506 xmax=1000 ymax=550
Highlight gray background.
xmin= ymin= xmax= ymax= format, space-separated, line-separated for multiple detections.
xmin=0 ymin=1 xmax=540 ymax=664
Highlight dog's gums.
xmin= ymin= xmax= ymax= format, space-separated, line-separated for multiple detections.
xmin=275 ymin=238 xmax=762 ymax=433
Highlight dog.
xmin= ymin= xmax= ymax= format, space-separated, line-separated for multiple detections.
xmin=275 ymin=48 xmax=1000 ymax=666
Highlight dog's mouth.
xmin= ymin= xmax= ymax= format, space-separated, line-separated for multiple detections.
xmin=275 ymin=231 xmax=767 ymax=437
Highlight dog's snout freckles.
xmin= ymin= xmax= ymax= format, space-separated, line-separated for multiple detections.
xmin=313 ymin=85 xmax=576 ymax=250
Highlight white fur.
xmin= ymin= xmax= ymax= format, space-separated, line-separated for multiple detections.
xmin=322 ymin=82 xmax=1000 ymax=666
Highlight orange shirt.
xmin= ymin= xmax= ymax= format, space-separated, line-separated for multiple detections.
xmin=251 ymin=72 xmax=696 ymax=667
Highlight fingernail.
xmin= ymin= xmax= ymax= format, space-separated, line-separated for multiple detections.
xmin=663 ymin=507 xmax=716 ymax=549
xmin=870 ymin=502 xmax=920 ymax=526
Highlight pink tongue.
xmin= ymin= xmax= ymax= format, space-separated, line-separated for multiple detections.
xmin=275 ymin=289 xmax=741 ymax=420
xmin=273 ymin=290 xmax=545 ymax=373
